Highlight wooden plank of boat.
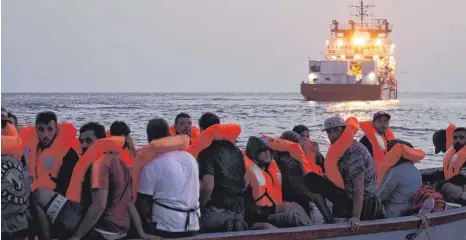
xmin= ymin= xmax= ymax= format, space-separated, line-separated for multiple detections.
xmin=186 ymin=207 xmax=466 ymax=240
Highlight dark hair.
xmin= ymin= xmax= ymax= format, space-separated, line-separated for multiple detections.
xmin=110 ymin=121 xmax=131 ymax=137
xmin=79 ymin=122 xmax=106 ymax=139
xmin=198 ymin=112 xmax=220 ymax=130
xmin=147 ymin=118 xmax=169 ymax=142
xmin=292 ymin=125 xmax=310 ymax=135
xmin=35 ymin=111 xmax=57 ymax=126
xmin=454 ymin=127 xmax=466 ymax=134
xmin=7 ymin=112 xmax=18 ymax=126
xmin=175 ymin=112 xmax=191 ymax=125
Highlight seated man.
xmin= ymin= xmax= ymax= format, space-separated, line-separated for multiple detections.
xmin=292 ymin=125 xmax=325 ymax=172
xmin=1 ymin=122 xmax=30 ymax=240
xmin=30 ymin=122 xmax=152 ymax=240
xmin=304 ymin=116 xmax=385 ymax=231
xmin=440 ymin=127 xmax=466 ymax=205
xmin=274 ymin=131 xmax=333 ymax=223
xmin=136 ymin=118 xmax=200 ymax=239
xmin=197 ymin=112 xmax=247 ymax=232
xmin=243 ymin=136 xmax=311 ymax=229
xmin=378 ymin=140 xmax=422 ymax=217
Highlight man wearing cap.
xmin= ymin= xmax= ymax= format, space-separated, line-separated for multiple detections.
xmin=359 ymin=111 xmax=395 ymax=164
xmin=304 ymin=116 xmax=384 ymax=231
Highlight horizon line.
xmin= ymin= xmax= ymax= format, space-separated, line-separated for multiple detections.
xmin=2 ymin=91 xmax=466 ymax=94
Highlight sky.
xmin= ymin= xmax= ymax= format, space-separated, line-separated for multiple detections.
xmin=2 ymin=0 xmax=466 ymax=93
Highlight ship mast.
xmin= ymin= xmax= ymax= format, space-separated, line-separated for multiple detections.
xmin=349 ymin=1 xmax=375 ymax=30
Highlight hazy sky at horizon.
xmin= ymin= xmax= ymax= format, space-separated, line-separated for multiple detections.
xmin=2 ymin=0 xmax=466 ymax=93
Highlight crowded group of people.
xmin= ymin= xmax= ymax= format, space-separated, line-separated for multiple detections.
xmin=1 ymin=107 xmax=465 ymax=240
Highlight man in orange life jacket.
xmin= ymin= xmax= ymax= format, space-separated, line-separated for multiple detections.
xmin=2 ymin=121 xmax=31 ymax=240
xmin=136 ymin=118 xmax=200 ymax=239
xmin=109 ymin=121 xmax=137 ymax=163
xmin=359 ymin=111 xmax=392 ymax=158
xmin=274 ymin=131 xmax=334 ymax=223
xmin=439 ymin=127 xmax=466 ymax=205
xmin=377 ymin=140 xmax=422 ymax=217
xmin=292 ymin=125 xmax=325 ymax=172
xmin=243 ymin=136 xmax=312 ymax=229
xmin=304 ymin=116 xmax=384 ymax=231
xmin=197 ymin=112 xmax=247 ymax=232
xmin=22 ymin=111 xmax=80 ymax=195
xmin=31 ymin=122 xmax=152 ymax=240
xmin=174 ymin=112 xmax=193 ymax=137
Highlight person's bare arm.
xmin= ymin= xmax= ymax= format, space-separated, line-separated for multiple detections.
xmin=351 ymin=172 xmax=364 ymax=219
xmin=71 ymin=189 xmax=107 ymax=239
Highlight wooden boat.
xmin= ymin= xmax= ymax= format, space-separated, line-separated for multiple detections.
xmin=183 ymin=167 xmax=466 ymax=240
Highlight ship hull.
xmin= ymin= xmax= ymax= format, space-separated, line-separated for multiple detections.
xmin=300 ymin=83 xmax=395 ymax=101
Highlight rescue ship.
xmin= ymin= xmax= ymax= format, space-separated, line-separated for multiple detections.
xmin=301 ymin=1 xmax=398 ymax=101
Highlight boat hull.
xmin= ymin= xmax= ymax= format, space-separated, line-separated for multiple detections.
xmin=186 ymin=168 xmax=465 ymax=240
xmin=301 ymin=83 xmax=396 ymax=101
xmin=188 ymin=207 xmax=466 ymax=240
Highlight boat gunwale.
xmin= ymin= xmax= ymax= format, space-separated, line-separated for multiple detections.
xmin=186 ymin=207 xmax=466 ymax=239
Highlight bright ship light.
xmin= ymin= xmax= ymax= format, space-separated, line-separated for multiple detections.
xmin=375 ymin=38 xmax=383 ymax=46
xmin=352 ymin=36 xmax=366 ymax=46
xmin=337 ymin=39 xmax=344 ymax=47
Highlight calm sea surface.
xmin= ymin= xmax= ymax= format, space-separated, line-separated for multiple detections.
xmin=2 ymin=92 xmax=465 ymax=169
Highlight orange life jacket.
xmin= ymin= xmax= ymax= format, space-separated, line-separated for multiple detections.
xmin=324 ymin=117 xmax=360 ymax=189
xmin=261 ymin=135 xmax=321 ymax=175
xmin=105 ymin=130 xmax=134 ymax=166
xmin=304 ymin=139 xmax=323 ymax=175
xmin=376 ymin=143 xmax=425 ymax=184
xmin=187 ymin=124 xmax=241 ymax=159
xmin=359 ymin=121 xmax=395 ymax=165
xmin=1 ymin=123 xmax=23 ymax=160
xmin=445 ymin=123 xmax=456 ymax=151
xmin=19 ymin=125 xmax=35 ymax=145
xmin=23 ymin=123 xmax=80 ymax=191
xmin=443 ymin=146 xmax=466 ymax=180
xmin=243 ymin=151 xmax=282 ymax=207
xmin=132 ymin=135 xmax=190 ymax=201
xmin=169 ymin=125 xmax=201 ymax=145
xmin=66 ymin=136 xmax=126 ymax=202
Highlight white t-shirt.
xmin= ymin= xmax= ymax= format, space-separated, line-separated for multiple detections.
xmin=138 ymin=150 xmax=200 ymax=232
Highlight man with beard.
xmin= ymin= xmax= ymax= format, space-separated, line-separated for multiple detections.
xmin=21 ymin=111 xmax=80 ymax=196
xmin=174 ymin=113 xmax=193 ymax=137
xmin=440 ymin=127 xmax=466 ymax=205
xmin=30 ymin=122 xmax=155 ymax=240
xmin=79 ymin=122 xmax=107 ymax=154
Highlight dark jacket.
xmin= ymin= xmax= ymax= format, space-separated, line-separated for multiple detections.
xmin=198 ymin=140 xmax=246 ymax=209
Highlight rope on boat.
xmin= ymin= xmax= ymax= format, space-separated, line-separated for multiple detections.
xmin=405 ymin=214 xmax=435 ymax=240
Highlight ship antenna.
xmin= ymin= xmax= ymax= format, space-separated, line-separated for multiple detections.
xmin=349 ymin=1 xmax=375 ymax=30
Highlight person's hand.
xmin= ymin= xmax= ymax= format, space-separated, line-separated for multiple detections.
xmin=346 ymin=217 xmax=361 ymax=231
xmin=276 ymin=202 xmax=293 ymax=213
xmin=311 ymin=141 xmax=322 ymax=155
